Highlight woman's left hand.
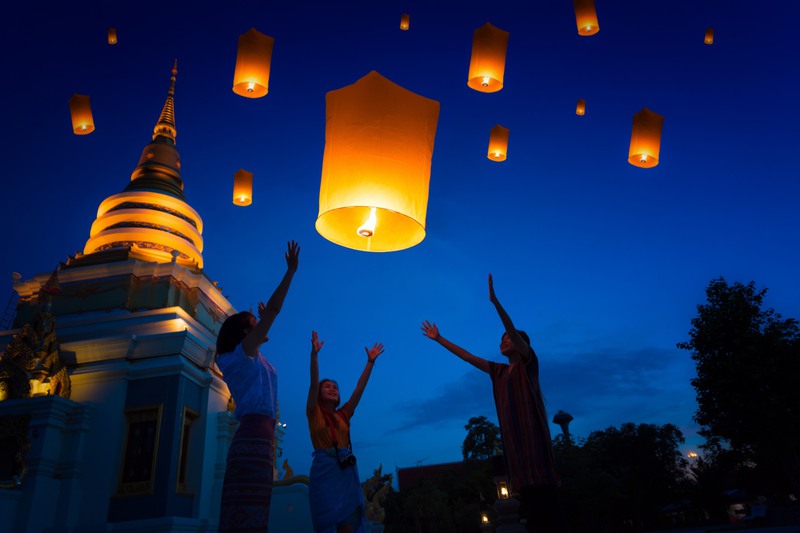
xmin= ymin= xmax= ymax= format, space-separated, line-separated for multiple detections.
xmin=365 ymin=342 xmax=384 ymax=363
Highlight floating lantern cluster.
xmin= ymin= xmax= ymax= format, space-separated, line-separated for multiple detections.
xmin=72 ymin=7 xmax=707 ymax=253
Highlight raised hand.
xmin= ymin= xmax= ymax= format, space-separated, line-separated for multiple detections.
xmin=285 ymin=240 xmax=300 ymax=273
xmin=420 ymin=320 xmax=441 ymax=341
xmin=311 ymin=330 xmax=324 ymax=355
xmin=365 ymin=342 xmax=384 ymax=363
xmin=488 ymin=273 xmax=497 ymax=303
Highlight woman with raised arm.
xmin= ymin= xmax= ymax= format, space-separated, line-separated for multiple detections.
xmin=421 ymin=274 xmax=566 ymax=533
xmin=306 ymin=330 xmax=384 ymax=533
xmin=215 ymin=240 xmax=299 ymax=532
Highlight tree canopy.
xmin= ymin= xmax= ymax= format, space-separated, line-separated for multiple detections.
xmin=678 ymin=278 xmax=800 ymax=494
xmin=461 ymin=416 xmax=501 ymax=462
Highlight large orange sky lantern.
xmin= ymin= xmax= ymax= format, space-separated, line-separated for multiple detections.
xmin=573 ymin=0 xmax=600 ymax=36
xmin=628 ymin=108 xmax=664 ymax=168
xmin=69 ymin=94 xmax=95 ymax=135
xmin=233 ymin=169 xmax=254 ymax=206
xmin=400 ymin=14 xmax=410 ymax=31
xmin=487 ymin=125 xmax=509 ymax=161
xmin=467 ymin=23 xmax=509 ymax=93
xmin=316 ymin=71 xmax=440 ymax=252
xmin=232 ymin=28 xmax=274 ymax=98
xmin=576 ymin=98 xmax=586 ymax=115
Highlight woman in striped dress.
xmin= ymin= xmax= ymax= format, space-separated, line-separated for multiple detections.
xmin=420 ymin=274 xmax=567 ymax=532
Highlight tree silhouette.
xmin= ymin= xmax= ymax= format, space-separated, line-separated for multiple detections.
xmin=678 ymin=278 xmax=800 ymax=494
xmin=461 ymin=416 xmax=501 ymax=462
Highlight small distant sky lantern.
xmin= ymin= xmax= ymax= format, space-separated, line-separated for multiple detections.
xmin=573 ymin=0 xmax=600 ymax=35
xmin=487 ymin=125 xmax=509 ymax=161
xmin=400 ymin=14 xmax=410 ymax=31
xmin=628 ymin=108 xmax=664 ymax=168
xmin=232 ymin=169 xmax=254 ymax=206
xmin=576 ymin=98 xmax=586 ymax=115
xmin=467 ymin=23 xmax=509 ymax=93
xmin=704 ymin=28 xmax=714 ymax=45
xmin=232 ymin=28 xmax=274 ymax=98
xmin=316 ymin=71 xmax=440 ymax=252
xmin=68 ymin=94 xmax=95 ymax=135
xmin=107 ymin=27 xmax=118 ymax=45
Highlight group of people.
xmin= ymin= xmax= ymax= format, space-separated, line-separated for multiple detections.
xmin=215 ymin=241 xmax=566 ymax=532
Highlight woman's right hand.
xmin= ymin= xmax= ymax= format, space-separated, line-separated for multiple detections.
xmin=311 ymin=330 xmax=324 ymax=355
xmin=420 ymin=320 xmax=441 ymax=341
xmin=285 ymin=240 xmax=300 ymax=273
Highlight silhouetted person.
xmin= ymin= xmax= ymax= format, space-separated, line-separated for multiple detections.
xmin=421 ymin=274 xmax=567 ymax=532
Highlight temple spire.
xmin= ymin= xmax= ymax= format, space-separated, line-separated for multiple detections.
xmin=153 ymin=59 xmax=178 ymax=143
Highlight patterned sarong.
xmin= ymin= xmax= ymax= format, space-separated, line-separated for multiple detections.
xmin=309 ymin=448 xmax=365 ymax=533
xmin=219 ymin=414 xmax=276 ymax=532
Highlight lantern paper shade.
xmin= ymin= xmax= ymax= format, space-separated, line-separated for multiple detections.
xmin=232 ymin=28 xmax=274 ymax=98
xmin=467 ymin=23 xmax=509 ymax=93
xmin=233 ymin=169 xmax=254 ymax=206
xmin=487 ymin=125 xmax=509 ymax=161
xmin=107 ymin=27 xmax=118 ymax=45
xmin=400 ymin=14 xmax=410 ymax=31
xmin=573 ymin=0 xmax=600 ymax=35
xmin=705 ymin=28 xmax=714 ymax=44
xmin=628 ymin=108 xmax=664 ymax=168
xmin=316 ymin=71 xmax=440 ymax=252
xmin=68 ymin=94 xmax=95 ymax=135
xmin=576 ymin=98 xmax=586 ymax=115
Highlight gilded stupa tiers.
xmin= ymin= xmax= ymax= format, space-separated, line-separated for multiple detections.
xmin=82 ymin=61 xmax=205 ymax=269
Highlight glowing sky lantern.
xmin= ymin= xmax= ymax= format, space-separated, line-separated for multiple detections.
xmin=107 ymin=27 xmax=118 ymax=45
xmin=316 ymin=71 xmax=440 ymax=252
xmin=628 ymin=108 xmax=664 ymax=168
xmin=576 ymin=98 xmax=586 ymax=115
xmin=232 ymin=28 xmax=274 ymax=98
xmin=573 ymin=0 xmax=600 ymax=36
xmin=487 ymin=125 xmax=509 ymax=161
xmin=400 ymin=14 xmax=410 ymax=31
xmin=68 ymin=94 xmax=95 ymax=135
xmin=232 ymin=169 xmax=253 ymax=206
xmin=705 ymin=28 xmax=714 ymax=45
xmin=467 ymin=23 xmax=509 ymax=93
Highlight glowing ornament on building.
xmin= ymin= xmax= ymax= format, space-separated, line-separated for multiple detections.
xmin=467 ymin=23 xmax=509 ymax=93
xmin=232 ymin=28 xmax=274 ymax=98
xmin=316 ymin=71 xmax=440 ymax=252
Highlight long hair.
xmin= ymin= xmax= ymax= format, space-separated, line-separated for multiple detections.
xmin=216 ymin=311 xmax=255 ymax=356
xmin=318 ymin=378 xmax=341 ymax=408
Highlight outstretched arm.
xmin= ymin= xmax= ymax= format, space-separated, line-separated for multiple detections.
xmin=306 ymin=331 xmax=324 ymax=416
xmin=488 ymin=273 xmax=532 ymax=362
xmin=420 ymin=320 xmax=490 ymax=373
xmin=344 ymin=343 xmax=384 ymax=413
xmin=242 ymin=241 xmax=300 ymax=356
